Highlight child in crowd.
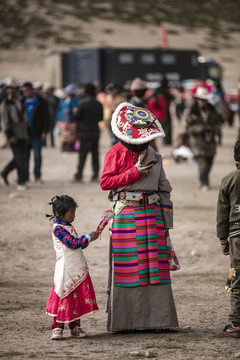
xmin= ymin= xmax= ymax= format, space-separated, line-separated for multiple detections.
xmin=46 ymin=195 xmax=99 ymax=340
xmin=217 ymin=141 xmax=240 ymax=338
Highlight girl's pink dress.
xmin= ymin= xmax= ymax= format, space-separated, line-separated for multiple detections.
xmin=46 ymin=274 xmax=98 ymax=323
xmin=46 ymin=219 xmax=98 ymax=324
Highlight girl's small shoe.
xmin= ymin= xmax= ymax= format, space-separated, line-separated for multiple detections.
xmin=70 ymin=327 xmax=87 ymax=338
xmin=51 ymin=327 xmax=63 ymax=340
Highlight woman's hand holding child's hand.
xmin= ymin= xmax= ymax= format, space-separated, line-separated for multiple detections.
xmin=89 ymin=231 xmax=99 ymax=242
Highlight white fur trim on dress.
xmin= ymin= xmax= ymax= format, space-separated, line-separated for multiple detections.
xmin=111 ymin=102 xmax=165 ymax=144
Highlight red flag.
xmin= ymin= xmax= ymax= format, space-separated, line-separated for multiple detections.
xmin=161 ymin=24 xmax=169 ymax=48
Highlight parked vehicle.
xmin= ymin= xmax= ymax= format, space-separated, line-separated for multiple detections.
xmin=45 ymin=47 xmax=222 ymax=88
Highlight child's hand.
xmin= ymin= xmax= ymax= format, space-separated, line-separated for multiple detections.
xmin=89 ymin=231 xmax=99 ymax=242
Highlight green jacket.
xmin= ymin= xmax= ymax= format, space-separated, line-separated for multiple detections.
xmin=216 ymin=162 xmax=240 ymax=243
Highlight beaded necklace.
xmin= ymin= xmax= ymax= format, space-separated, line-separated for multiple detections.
xmin=130 ymin=150 xmax=139 ymax=164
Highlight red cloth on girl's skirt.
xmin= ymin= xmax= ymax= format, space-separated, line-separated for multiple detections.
xmin=46 ymin=273 xmax=98 ymax=323
xmin=52 ymin=317 xmax=80 ymax=330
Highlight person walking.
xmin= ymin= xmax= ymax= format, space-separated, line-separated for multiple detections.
xmin=216 ymin=140 xmax=240 ymax=338
xmin=45 ymin=195 xmax=99 ymax=340
xmin=74 ymin=83 xmax=103 ymax=182
xmin=55 ymin=84 xmax=78 ymax=152
xmin=21 ymin=82 xmax=49 ymax=182
xmin=0 ymin=78 xmax=29 ymax=190
xmin=186 ymin=86 xmax=222 ymax=191
xmin=100 ymin=102 xmax=179 ymax=332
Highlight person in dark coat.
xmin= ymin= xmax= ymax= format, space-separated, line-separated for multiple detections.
xmin=186 ymin=87 xmax=222 ymax=190
xmin=22 ymin=82 xmax=50 ymax=182
xmin=0 ymin=78 xmax=29 ymax=190
xmin=74 ymin=83 xmax=103 ymax=182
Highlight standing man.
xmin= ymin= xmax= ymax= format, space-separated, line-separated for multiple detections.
xmin=0 ymin=78 xmax=29 ymax=190
xmin=186 ymin=87 xmax=221 ymax=191
xmin=74 ymin=83 xmax=103 ymax=182
xmin=216 ymin=140 xmax=240 ymax=338
xmin=22 ymin=82 xmax=49 ymax=182
xmin=43 ymin=84 xmax=59 ymax=147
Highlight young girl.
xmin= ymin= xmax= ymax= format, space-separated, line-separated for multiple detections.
xmin=46 ymin=195 xmax=99 ymax=340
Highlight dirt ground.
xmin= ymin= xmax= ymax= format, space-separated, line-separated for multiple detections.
xmin=0 ymin=116 xmax=240 ymax=360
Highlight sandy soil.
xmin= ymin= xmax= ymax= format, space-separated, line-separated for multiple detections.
xmin=0 ymin=115 xmax=240 ymax=360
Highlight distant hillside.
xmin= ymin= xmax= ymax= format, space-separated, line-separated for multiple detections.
xmin=0 ymin=0 xmax=239 ymax=50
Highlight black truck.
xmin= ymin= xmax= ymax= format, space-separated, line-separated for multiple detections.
xmin=45 ymin=47 xmax=222 ymax=88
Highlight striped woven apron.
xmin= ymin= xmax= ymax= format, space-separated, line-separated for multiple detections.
xmin=111 ymin=202 xmax=170 ymax=287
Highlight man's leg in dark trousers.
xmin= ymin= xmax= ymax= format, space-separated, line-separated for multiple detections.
xmin=13 ymin=140 xmax=28 ymax=185
xmin=25 ymin=138 xmax=32 ymax=181
xmin=162 ymin=117 xmax=172 ymax=145
xmin=75 ymin=139 xmax=89 ymax=180
xmin=229 ymin=237 xmax=240 ymax=325
xmin=197 ymin=156 xmax=214 ymax=187
xmin=1 ymin=157 xmax=15 ymax=180
xmin=32 ymin=136 xmax=42 ymax=180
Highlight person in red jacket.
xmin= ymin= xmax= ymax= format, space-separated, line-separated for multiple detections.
xmin=100 ymin=102 xmax=179 ymax=332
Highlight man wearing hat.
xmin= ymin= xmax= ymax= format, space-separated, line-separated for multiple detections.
xmin=186 ymin=86 xmax=222 ymax=191
xmin=129 ymin=77 xmax=148 ymax=108
xmin=0 ymin=78 xmax=29 ymax=190
xmin=100 ymin=102 xmax=179 ymax=332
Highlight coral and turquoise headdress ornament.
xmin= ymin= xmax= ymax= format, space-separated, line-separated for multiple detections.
xmin=111 ymin=102 xmax=165 ymax=145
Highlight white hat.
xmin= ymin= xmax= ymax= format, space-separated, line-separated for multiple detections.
xmin=64 ymin=84 xmax=76 ymax=95
xmin=194 ymin=87 xmax=211 ymax=100
xmin=111 ymin=102 xmax=165 ymax=145
xmin=4 ymin=77 xmax=19 ymax=88
xmin=130 ymin=77 xmax=147 ymax=91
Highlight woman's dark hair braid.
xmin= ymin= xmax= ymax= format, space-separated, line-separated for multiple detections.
xmin=46 ymin=195 xmax=77 ymax=220
xmin=234 ymin=140 xmax=240 ymax=162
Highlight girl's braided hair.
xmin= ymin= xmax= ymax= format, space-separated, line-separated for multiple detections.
xmin=234 ymin=140 xmax=240 ymax=162
xmin=46 ymin=195 xmax=77 ymax=220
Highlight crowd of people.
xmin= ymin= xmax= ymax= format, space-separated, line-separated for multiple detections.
xmin=0 ymin=75 xmax=239 ymax=192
